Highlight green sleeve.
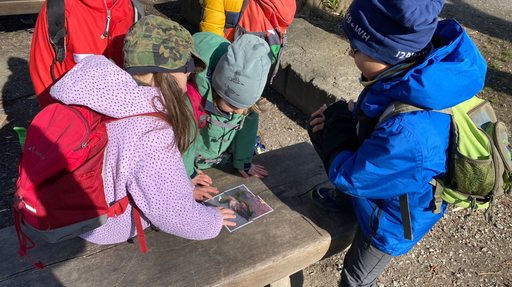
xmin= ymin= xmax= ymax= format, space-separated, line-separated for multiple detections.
xmin=231 ymin=111 xmax=259 ymax=171
xmin=182 ymin=98 xmax=198 ymax=179
xmin=182 ymin=140 xmax=198 ymax=179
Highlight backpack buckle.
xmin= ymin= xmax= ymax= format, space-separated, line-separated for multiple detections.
xmin=13 ymin=195 xmax=24 ymax=211
xmin=469 ymin=196 xmax=477 ymax=210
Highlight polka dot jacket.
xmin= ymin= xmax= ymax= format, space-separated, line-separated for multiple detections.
xmin=50 ymin=55 xmax=224 ymax=244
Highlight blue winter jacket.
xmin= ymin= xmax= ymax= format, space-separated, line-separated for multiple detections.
xmin=329 ymin=19 xmax=487 ymax=256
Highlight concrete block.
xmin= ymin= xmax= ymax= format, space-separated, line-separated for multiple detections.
xmin=271 ymin=18 xmax=361 ymax=115
xmin=269 ymin=276 xmax=291 ymax=287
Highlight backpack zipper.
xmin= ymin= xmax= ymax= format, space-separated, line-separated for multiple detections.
xmin=66 ymin=106 xmax=91 ymax=152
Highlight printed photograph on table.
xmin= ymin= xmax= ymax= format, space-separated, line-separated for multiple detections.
xmin=204 ymin=184 xmax=273 ymax=232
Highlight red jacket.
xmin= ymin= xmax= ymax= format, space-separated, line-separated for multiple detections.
xmin=29 ymin=0 xmax=136 ymax=108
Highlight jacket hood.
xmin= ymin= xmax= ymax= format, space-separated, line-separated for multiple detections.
xmin=259 ymin=0 xmax=296 ymax=27
xmin=192 ymin=32 xmax=231 ymax=102
xmin=50 ymin=55 xmax=159 ymax=118
xmin=362 ymin=19 xmax=487 ymax=117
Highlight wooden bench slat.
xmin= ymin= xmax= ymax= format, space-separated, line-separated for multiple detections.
xmin=0 ymin=142 xmax=357 ymax=287
xmin=0 ymin=0 xmax=44 ymax=16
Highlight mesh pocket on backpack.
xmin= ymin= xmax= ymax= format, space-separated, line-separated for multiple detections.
xmin=450 ymin=150 xmax=495 ymax=197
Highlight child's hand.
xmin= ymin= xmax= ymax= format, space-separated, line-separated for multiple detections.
xmin=348 ymin=99 xmax=355 ymax=112
xmin=191 ymin=170 xmax=212 ymax=186
xmin=238 ymin=164 xmax=268 ymax=179
xmin=193 ymin=185 xmax=218 ymax=201
xmin=310 ymin=104 xmax=327 ymax=133
xmin=217 ymin=207 xmax=236 ymax=226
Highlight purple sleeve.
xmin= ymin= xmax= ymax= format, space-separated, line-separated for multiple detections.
xmin=128 ymin=122 xmax=224 ymax=240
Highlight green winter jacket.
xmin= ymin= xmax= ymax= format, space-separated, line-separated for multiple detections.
xmin=182 ymin=32 xmax=259 ymax=178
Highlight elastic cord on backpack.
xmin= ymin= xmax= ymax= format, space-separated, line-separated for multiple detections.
xmin=14 ymin=200 xmax=44 ymax=269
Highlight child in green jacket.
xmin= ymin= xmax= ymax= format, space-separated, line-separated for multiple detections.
xmin=183 ymin=32 xmax=273 ymax=189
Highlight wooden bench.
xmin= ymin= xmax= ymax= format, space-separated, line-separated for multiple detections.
xmin=0 ymin=0 xmax=44 ymax=16
xmin=0 ymin=142 xmax=357 ymax=287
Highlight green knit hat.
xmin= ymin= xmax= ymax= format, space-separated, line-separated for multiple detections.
xmin=123 ymin=15 xmax=207 ymax=75
xmin=212 ymin=34 xmax=272 ymax=109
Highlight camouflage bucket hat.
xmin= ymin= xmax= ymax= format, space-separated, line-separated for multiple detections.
xmin=123 ymin=15 xmax=207 ymax=75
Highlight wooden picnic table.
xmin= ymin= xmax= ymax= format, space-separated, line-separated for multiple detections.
xmin=0 ymin=142 xmax=357 ymax=287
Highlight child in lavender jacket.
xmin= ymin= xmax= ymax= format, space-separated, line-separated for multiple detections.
xmin=50 ymin=16 xmax=235 ymax=245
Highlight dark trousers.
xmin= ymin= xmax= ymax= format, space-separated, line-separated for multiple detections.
xmin=340 ymin=227 xmax=394 ymax=287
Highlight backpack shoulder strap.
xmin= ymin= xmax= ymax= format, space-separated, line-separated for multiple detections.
xmin=238 ymin=0 xmax=251 ymax=25
xmin=46 ymin=0 xmax=67 ymax=81
xmin=130 ymin=0 xmax=145 ymax=22
xmin=379 ymin=101 xmax=452 ymax=240
xmin=199 ymin=114 xmax=245 ymax=130
xmin=377 ymin=100 xmax=453 ymax=128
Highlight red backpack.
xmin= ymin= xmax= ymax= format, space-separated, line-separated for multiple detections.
xmin=226 ymin=0 xmax=296 ymax=83
xmin=13 ymin=103 xmax=159 ymax=269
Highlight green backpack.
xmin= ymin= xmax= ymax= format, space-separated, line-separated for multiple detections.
xmin=378 ymin=97 xmax=512 ymax=239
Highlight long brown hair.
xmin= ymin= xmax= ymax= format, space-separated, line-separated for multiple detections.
xmin=152 ymin=73 xmax=197 ymax=154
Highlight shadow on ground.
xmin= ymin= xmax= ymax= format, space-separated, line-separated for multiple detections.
xmin=0 ymin=57 xmax=40 ymax=229
xmin=0 ymin=14 xmax=37 ymax=33
xmin=441 ymin=0 xmax=512 ymax=41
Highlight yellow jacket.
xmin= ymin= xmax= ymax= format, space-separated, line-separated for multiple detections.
xmin=199 ymin=0 xmax=245 ymax=37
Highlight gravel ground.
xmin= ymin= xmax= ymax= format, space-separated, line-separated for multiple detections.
xmin=1 ymin=0 xmax=512 ymax=286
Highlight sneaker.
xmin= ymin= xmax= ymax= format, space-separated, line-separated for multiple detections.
xmin=310 ymin=187 xmax=353 ymax=212
xmin=254 ymin=136 xmax=266 ymax=155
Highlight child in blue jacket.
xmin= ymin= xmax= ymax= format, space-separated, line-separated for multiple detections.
xmin=308 ymin=0 xmax=487 ymax=285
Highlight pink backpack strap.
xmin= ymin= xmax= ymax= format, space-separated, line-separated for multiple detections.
xmin=108 ymin=196 xmax=148 ymax=253
xmin=131 ymin=202 xmax=148 ymax=253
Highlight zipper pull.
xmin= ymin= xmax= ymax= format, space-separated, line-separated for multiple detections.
xmin=101 ymin=10 xmax=111 ymax=39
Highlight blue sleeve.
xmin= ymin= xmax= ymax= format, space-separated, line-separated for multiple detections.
xmin=328 ymin=123 xmax=424 ymax=199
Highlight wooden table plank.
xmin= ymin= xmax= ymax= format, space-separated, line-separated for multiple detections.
xmin=0 ymin=0 xmax=44 ymax=16
xmin=0 ymin=142 xmax=357 ymax=287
